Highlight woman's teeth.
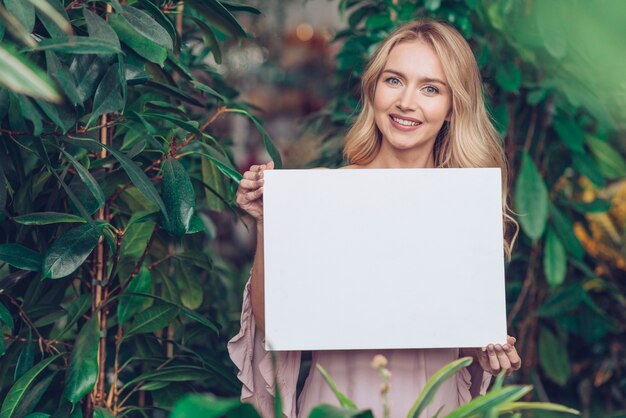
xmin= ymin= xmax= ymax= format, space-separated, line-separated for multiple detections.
xmin=392 ymin=116 xmax=420 ymax=126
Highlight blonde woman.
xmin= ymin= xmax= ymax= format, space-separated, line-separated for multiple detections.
xmin=229 ymin=20 xmax=522 ymax=418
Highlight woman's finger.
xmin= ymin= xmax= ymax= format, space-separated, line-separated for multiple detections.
xmin=239 ymin=178 xmax=263 ymax=190
xmin=504 ymin=344 xmax=522 ymax=370
xmin=487 ymin=345 xmax=500 ymax=373
xmin=242 ymin=171 xmax=259 ymax=180
xmin=244 ymin=187 xmax=264 ymax=201
xmin=495 ymin=345 xmax=512 ymax=371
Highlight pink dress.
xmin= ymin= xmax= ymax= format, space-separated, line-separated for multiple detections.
xmin=228 ymin=278 xmax=491 ymax=418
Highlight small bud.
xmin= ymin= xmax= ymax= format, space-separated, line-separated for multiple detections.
xmin=371 ymin=354 xmax=388 ymax=369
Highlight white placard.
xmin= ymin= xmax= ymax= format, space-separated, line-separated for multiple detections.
xmin=263 ymin=168 xmax=507 ymax=351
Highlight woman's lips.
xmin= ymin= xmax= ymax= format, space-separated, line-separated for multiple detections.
xmin=389 ymin=114 xmax=422 ymax=131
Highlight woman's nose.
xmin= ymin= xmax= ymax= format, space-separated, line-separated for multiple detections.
xmin=396 ymin=88 xmax=417 ymax=112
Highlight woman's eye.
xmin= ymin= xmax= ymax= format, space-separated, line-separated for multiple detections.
xmin=385 ymin=77 xmax=401 ymax=86
xmin=423 ymin=85 xmax=439 ymax=94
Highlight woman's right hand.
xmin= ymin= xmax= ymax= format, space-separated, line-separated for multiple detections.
xmin=236 ymin=161 xmax=274 ymax=224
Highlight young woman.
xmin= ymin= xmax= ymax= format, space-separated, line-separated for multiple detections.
xmin=229 ymin=20 xmax=521 ymax=418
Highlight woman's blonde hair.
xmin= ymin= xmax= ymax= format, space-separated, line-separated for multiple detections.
xmin=343 ymin=20 xmax=518 ymax=259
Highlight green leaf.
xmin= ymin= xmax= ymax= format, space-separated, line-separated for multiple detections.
xmin=553 ymin=117 xmax=585 ymax=153
xmin=0 ymin=45 xmax=61 ymax=102
xmin=109 ymin=13 xmax=166 ymax=66
xmin=59 ymin=149 xmax=105 ymax=208
xmin=118 ymin=267 xmax=152 ymax=325
xmin=171 ymin=394 xmax=261 ymax=418
xmin=316 ymin=364 xmax=357 ymax=409
xmin=586 ymin=136 xmax=626 ymax=179
xmin=88 ymin=64 xmax=124 ymax=126
xmin=227 ymin=108 xmax=283 ymax=168
xmin=0 ymin=302 xmax=14 ymax=329
xmin=161 ymin=157 xmax=195 ymax=235
xmin=495 ymin=62 xmax=522 ymax=93
xmin=138 ymin=0 xmax=177 ymax=49
xmin=0 ymin=244 xmax=42 ymax=271
xmin=425 ymin=0 xmax=442 ymax=11
xmin=45 ymin=51 xmax=80 ymax=105
xmin=185 ymin=0 xmax=247 ymax=39
xmin=122 ymin=365 xmax=214 ymax=390
xmin=308 ymin=405 xmax=374 ymax=418
xmin=191 ymin=81 xmax=226 ymax=102
xmin=34 ymin=37 xmax=122 ymax=55
xmin=572 ymin=152 xmax=605 ymax=187
xmin=125 ymin=304 xmax=179 ymax=337
xmin=537 ymin=283 xmax=588 ymax=317
xmin=497 ymin=402 xmax=580 ymax=415
xmin=54 ymin=293 xmax=91 ymax=340
xmin=190 ymin=17 xmax=222 ymax=64
xmin=14 ymin=328 xmax=34 ymax=380
xmin=446 ymin=385 xmax=533 ymax=418
xmin=144 ymin=80 xmax=203 ymax=106
xmin=12 ymin=371 xmax=56 ymax=418
xmin=93 ymin=407 xmax=114 ymax=418
xmin=178 ymin=263 xmax=202 ymax=309
xmin=4 ymin=0 xmax=35 ymax=32
xmin=68 ymin=137 xmax=169 ymax=223
xmin=0 ymin=354 xmax=61 ymax=418
xmin=544 ymin=228 xmax=567 ymax=287
xmin=408 ymin=357 xmax=473 ymax=418
xmin=120 ymin=215 xmax=155 ymax=260
xmin=538 ymin=326 xmax=571 ymax=386
xmin=43 ymin=223 xmax=103 ymax=279
xmin=120 ymin=5 xmax=172 ymax=50
xmin=194 ymin=146 xmax=242 ymax=184
xmin=221 ymin=2 xmax=261 ymax=14
xmin=30 ymin=0 xmax=72 ymax=36
xmin=514 ymin=152 xmax=548 ymax=240
xmin=63 ymin=315 xmax=99 ymax=405
xmin=549 ymin=204 xmax=585 ymax=260
xmin=83 ymin=8 xmax=120 ymax=50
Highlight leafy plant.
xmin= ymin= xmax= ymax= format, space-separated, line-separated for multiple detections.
xmin=0 ymin=0 xmax=279 ymax=416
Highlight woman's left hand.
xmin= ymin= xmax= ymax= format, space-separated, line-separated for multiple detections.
xmin=475 ymin=335 xmax=522 ymax=376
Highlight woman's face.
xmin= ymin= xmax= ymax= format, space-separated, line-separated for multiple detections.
xmin=373 ymin=40 xmax=452 ymax=159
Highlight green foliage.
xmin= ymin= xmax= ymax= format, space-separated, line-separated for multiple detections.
xmin=0 ymin=0 xmax=278 ymax=416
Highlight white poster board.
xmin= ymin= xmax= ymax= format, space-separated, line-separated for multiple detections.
xmin=263 ymin=168 xmax=507 ymax=351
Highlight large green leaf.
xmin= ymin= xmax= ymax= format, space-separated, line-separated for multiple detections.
xmin=120 ymin=215 xmax=155 ymax=260
xmin=497 ymin=402 xmax=580 ymax=415
xmin=119 ymin=5 xmax=172 ymax=50
xmin=514 ymin=152 xmax=548 ymax=240
xmin=0 ymin=354 xmax=61 ymax=418
xmin=59 ymin=149 xmax=105 ymax=208
xmin=543 ymin=228 xmax=567 ymax=287
xmin=42 ymin=223 xmax=103 ymax=279
xmin=185 ymin=0 xmax=247 ymax=39
xmin=34 ymin=37 xmax=121 ymax=55
xmin=45 ymin=51 xmax=80 ymax=105
xmin=572 ymin=152 xmax=605 ymax=187
xmin=63 ymin=315 xmax=99 ymax=405
xmin=53 ymin=293 xmax=91 ymax=340
xmin=11 ymin=371 xmax=56 ymax=418
xmin=227 ymin=108 xmax=283 ymax=168
xmin=586 ymin=136 xmax=626 ymax=179
xmin=83 ymin=8 xmax=120 ymax=50
xmin=93 ymin=408 xmax=113 ymax=418
xmin=0 ymin=244 xmax=42 ymax=271
xmin=446 ymin=385 xmax=532 ymax=418
xmin=0 ymin=45 xmax=61 ymax=102
xmin=315 ymin=364 xmax=357 ymax=409
xmin=125 ymin=304 xmax=179 ymax=337
xmin=308 ymin=405 xmax=374 ymax=418
xmin=161 ymin=157 xmax=195 ymax=235
xmin=408 ymin=357 xmax=473 ymax=418
xmin=122 ymin=365 xmax=215 ymax=391
xmin=553 ymin=117 xmax=585 ymax=153
xmin=87 ymin=64 xmax=124 ymax=126
xmin=495 ymin=61 xmax=522 ymax=93
xmin=0 ymin=4 xmax=36 ymax=47
xmin=0 ymin=302 xmax=14 ymax=329
xmin=178 ymin=263 xmax=202 ymax=310
xmin=4 ymin=0 xmax=35 ymax=32
xmin=108 ymin=13 xmax=166 ymax=66
xmin=31 ymin=0 xmax=71 ymax=38
xmin=549 ymin=204 xmax=585 ymax=260
xmin=118 ymin=267 xmax=152 ymax=325
xmin=538 ymin=326 xmax=571 ymax=386
xmin=171 ymin=394 xmax=260 ymax=418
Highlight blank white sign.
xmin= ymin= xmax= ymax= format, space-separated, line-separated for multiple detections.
xmin=263 ymin=168 xmax=507 ymax=351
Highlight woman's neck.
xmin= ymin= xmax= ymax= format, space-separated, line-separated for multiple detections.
xmin=366 ymin=143 xmax=436 ymax=169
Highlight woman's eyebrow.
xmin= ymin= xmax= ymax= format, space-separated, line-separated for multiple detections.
xmin=382 ymin=69 xmax=448 ymax=87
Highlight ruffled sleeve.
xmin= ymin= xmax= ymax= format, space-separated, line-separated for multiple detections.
xmin=228 ymin=277 xmax=302 ymax=418
xmin=456 ymin=362 xmax=492 ymax=404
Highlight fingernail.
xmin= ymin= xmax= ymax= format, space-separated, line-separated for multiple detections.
xmin=481 ymin=347 xmax=487 ymax=352
xmin=495 ymin=345 xmax=502 ymax=352
xmin=503 ymin=344 xmax=510 ymax=351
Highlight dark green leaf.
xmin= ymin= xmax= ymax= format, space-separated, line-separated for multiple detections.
xmin=120 ymin=6 xmax=172 ymax=50
xmin=59 ymin=149 xmax=105 ymax=207
xmin=538 ymin=326 xmax=570 ymax=386
xmin=68 ymin=55 xmax=108 ymax=104
xmin=144 ymin=80 xmax=203 ymax=106
xmin=43 ymin=223 xmax=103 ymax=279
xmin=34 ymin=37 xmax=121 ymax=55
xmin=221 ymin=2 xmax=261 ymax=14
xmin=14 ymin=328 xmax=34 ymax=381
xmin=228 ymin=108 xmax=282 ymax=168
xmin=191 ymin=81 xmax=226 ymax=102
xmin=109 ymin=13 xmax=167 ymax=66
xmin=569 ymin=198 xmax=611 ymax=214
xmin=0 ymin=4 xmax=36 ymax=47
xmin=553 ymin=117 xmax=585 ymax=153
xmin=178 ymin=263 xmax=202 ymax=309
xmin=171 ymin=394 xmax=261 ymax=418
xmin=88 ymin=64 xmax=123 ymax=126
xmin=308 ymin=405 xmax=374 ymax=418
xmin=17 ymin=96 xmax=43 ymax=135
xmin=514 ymin=152 xmax=548 ymax=240
xmin=0 ymin=45 xmax=61 ymax=102
xmin=195 ymin=143 xmax=242 ymax=183
xmin=316 ymin=364 xmax=357 ymax=409
xmin=63 ymin=315 xmax=99 ymax=405
xmin=120 ymin=215 xmax=155 ymax=260
xmin=4 ymin=0 xmax=35 ymax=32
xmin=537 ymin=283 xmax=587 ymax=317
xmin=54 ymin=293 xmax=91 ymax=340
xmin=495 ymin=62 xmax=522 ymax=93
xmin=0 ymin=244 xmax=42 ymax=271
xmin=0 ymin=302 xmax=14 ymax=329
xmin=36 ymin=98 xmax=76 ymax=133
xmin=190 ymin=17 xmax=221 ymax=64
xmin=45 ymin=51 xmax=80 ymax=105
xmin=497 ymin=402 xmax=579 ymax=415
xmin=446 ymin=385 xmax=532 ymax=418
xmin=93 ymin=407 xmax=114 ymax=418
xmin=572 ymin=152 xmax=605 ymax=187
xmin=185 ymin=0 xmax=247 ymax=39
xmin=549 ymin=204 xmax=585 ymax=260
xmin=0 ymin=354 xmax=61 ymax=418
xmin=161 ymin=157 xmax=195 ymax=235
xmin=118 ymin=267 xmax=152 ymax=325
xmin=84 ymin=8 xmax=120 ymax=50
xmin=544 ymin=228 xmax=567 ymax=287
xmin=138 ymin=0 xmax=177 ymax=49
xmin=32 ymin=0 xmax=71 ymax=38
xmin=125 ymin=304 xmax=179 ymax=337
xmin=12 ymin=371 xmax=56 ymax=418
